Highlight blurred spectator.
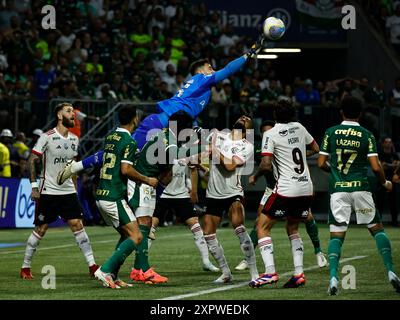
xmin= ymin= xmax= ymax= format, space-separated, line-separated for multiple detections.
xmin=95 ymin=83 xmax=117 ymax=101
xmin=154 ymin=48 xmax=176 ymax=79
xmin=69 ymin=107 xmax=100 ymax=138
xmin=13 ymin=131 xmax=30 ymax=160
xmin=33 ymin=61 xmax=56 ymax=100
xmin=86 ymin=53 xmax=103 ymax=74
xmin=321 ymin=81 xmax=339 ymax=107
xmin=30 ymin=129 xmax=43 ymax=148
xmin=0 ymin=128 xmax=18 ymax=177
xmin=0 ymin=0 xmax=20 ymax=33
xmin=295 ymin=79 xmax=321 ymax=106
xmin=386 ymin=4 xmax=400 ymax=52
xmin=389 ymin=77 xmax=400 ymax=106
xmin=278 ymin=84 xmax=298 ymax=106
xmin=364 ymin=79 xmax=387 ymax=107
xmin=127 ymin=74 xmax=147 ymax=102
xmin=69 ymin=38 xmax=88 ymax=65
xmin=351 ymin=77 xmax=370 ymax=103
xmin=219 ymin=25 xmax=240 ymax=55
xmin=377 ymin=137 xmax=400 ymax=226
xmin=130 ymin=23 xmax=152 ymax=58
xmin=162 ymin=64 xmax=177 ymax=93
xmin=13 ymin=131 xmax=30 ymax=178
xmin=0 ymin=133 xmax=11 ymax=177
xmin=56 ymin=23 xmax=76 ymax=54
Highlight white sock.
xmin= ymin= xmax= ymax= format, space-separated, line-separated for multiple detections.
xmin=235 ymin=225 xmax=259 ymax=280
xmin=72 ymin=161 xmax=84 ymax=173
xmin=289 ymin=233 xmax=304 ymax=275
xmin=22 ymin=231 xmax=42 ymax=268
xmin=190 ymin=223 xmax=210 ymax=264
xmin=74 ymin=229 xmax=96 ymax=266
xmin=148 ymin=225 xmax=156 ymax=251
xmin=204 ymin=234 xmax=231 ymax=276
xmin=258 ymin=237 xmax=276 ymax=274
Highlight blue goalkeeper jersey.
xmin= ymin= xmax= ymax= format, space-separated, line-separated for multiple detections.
xmin=157 ymin=56 xmax=247 ymax=119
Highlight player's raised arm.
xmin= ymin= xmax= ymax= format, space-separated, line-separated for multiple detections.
xmin=196 ymin=35 xmax=265 ymax=92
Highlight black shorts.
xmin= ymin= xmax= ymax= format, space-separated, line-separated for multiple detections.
xmin=153 ymin=198 xmax=195 ymax=222
xmin=34 ymin=194 xmax=83 ymax=226
xmin=205 ymin=196 xmax=244 ymax=218
xmin=262 ymin=193 xmax=313 ymax=220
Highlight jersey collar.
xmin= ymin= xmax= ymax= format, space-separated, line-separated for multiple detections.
xmin=341 ymin=121 xmax=360 ymax=126
xmin=116 ymin=127 xmax=131 ymax=135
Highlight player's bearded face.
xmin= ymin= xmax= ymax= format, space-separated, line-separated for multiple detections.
xmin=233 ymin=116 xmax=252 ymax=132
xmin=61 ymin=108 xmax=75 ymax=128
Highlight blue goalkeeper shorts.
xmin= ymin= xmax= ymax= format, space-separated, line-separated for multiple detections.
xmin=132 ymin=112 xmax=168 ymax=150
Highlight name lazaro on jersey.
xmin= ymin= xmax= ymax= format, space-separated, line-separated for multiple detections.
xmin=319 ymin=121 xmax=378 ymax=193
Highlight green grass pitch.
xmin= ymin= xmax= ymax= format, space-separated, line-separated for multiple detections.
xmin=1 ymin=222 xmax=399 ymax=300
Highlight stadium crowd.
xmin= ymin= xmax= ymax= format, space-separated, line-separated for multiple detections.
xmin=0 ymin=1 xmax=399 ymax=136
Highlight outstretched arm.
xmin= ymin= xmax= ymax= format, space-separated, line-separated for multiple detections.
xmin=199 ymin=36 xmax=265 ymax=90
xmin=121 ymin=163 xmax=158 ymax=188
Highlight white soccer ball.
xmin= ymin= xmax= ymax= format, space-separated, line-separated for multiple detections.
xmin=263 ymin=17 xmax=285 ymax=40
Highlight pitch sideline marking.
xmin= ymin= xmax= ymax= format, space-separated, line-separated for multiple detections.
xmin=0 ymin=232 xmax=193 ymax=255
xmin=159 ymin=255 xmax=368 ymax=300
xmin=0 ymin=228 xmax=244 ymax=255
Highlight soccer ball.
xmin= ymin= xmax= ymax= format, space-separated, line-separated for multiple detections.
xmin=263 ymin=17 xmax=285 ymax=40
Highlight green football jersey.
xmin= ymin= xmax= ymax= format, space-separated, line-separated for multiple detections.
xmin=95 ymin=128 xmax=137 ymax=201
xmin=134 ymin=128 xmax=178 ymax=177
xmin=320 ymin=121 xmax=378 ymax=193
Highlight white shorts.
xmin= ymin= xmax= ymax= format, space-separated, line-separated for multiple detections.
xmin=329 ymin=191 xmax=378 ymax=232
xmin=260 ymin=187 xmax=273 ymax=206
xmin=96 ymin=199 xmax=136 ymax=228
xmin=127 ymin=180 xmax=156 ymax=218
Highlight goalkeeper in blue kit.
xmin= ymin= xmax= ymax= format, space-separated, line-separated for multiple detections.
xmin=57 ymin=37 xmax=265 ymax=184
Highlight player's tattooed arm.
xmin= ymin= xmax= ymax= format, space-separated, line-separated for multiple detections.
xmin=189 ymin=166 xmax=199 ymax=204
xmin=121 ymin=163 xmax=158 ymax=188
xmin=317 ymin=154 xmax=331 ymax=173
xmin=369 ymin=155 xmax=393 ymax=191
xmin=306 ymin=141 xmax=320 ymax=157
xmin=28 ymin=152 xmax=41 ymax=201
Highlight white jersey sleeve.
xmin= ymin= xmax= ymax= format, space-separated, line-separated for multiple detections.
xmin=302 ymin=124 xmax=315 ymax=145
xmin=261 ymin=130 xmax=274 ymax=156
xmin=33 ymin=128 xmax=79 ymax=195
xmin=32 ymin=134 xmax=49 ymax=157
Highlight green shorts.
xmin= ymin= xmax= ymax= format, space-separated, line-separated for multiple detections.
xmin=96 ymin=199 xmax=136 ymax=228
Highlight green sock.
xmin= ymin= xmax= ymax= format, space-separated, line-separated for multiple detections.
xmin=305 ymin=218 xmax=321 ymax=254
xmin=101 ymin=238 xmax=137 ymax=274
xmin=372 ymin=230 xmax=394 ymax=272
xmin=328 ymin=236 xmax=344 ymax=280
xmin=134 ymin=225 xmax=150 ymax=272
xmin=249 ymin=226 xmax=258 ymax=249
xmin=112 ymin=236 xmax=126 ymax=278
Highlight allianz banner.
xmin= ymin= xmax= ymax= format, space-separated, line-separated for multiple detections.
xmin=0 ymin=178 xmax=66 ymax=228
xmin=193 ymin=0 xmax=346 ymax=42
